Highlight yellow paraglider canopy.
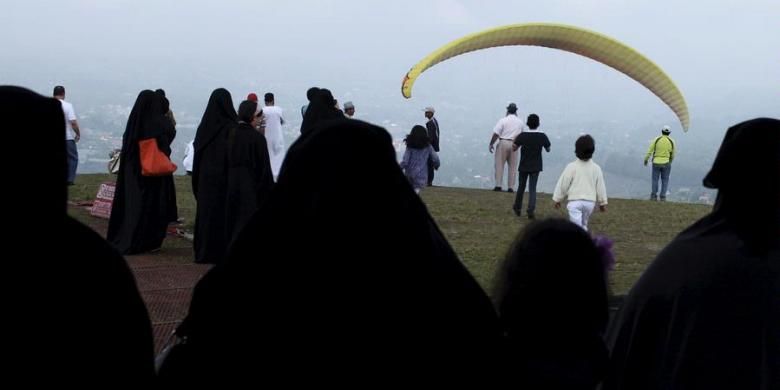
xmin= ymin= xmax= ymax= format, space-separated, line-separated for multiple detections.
xmin=401 ymin=23 xmax=690 ymax=131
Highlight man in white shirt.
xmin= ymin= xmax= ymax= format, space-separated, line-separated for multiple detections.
xmin=263 ymin=92 xmax=286 ymax=179
xmin=54 ymin=86 xmax=81 ymax=185
xmin=488 ymin=102 xmax=525 ymax=192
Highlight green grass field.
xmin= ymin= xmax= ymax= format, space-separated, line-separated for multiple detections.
xmin=68 ymin=174 xmax=710 ymax=295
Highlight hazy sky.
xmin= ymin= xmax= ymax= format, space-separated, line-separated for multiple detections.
xmin=2 ymin=0 xmax=778 ymax=159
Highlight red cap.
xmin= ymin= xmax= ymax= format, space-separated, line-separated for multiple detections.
xmin=247 ymin=93 xmax=258 ymax=102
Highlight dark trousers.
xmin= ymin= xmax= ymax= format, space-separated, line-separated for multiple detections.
xmin=513 ymin=171 xmax=539 ymax=214
xmin=427 ymin=159 xmax=435 ymax=186
xmin=66 ymin=140 xmax=78 ymax=184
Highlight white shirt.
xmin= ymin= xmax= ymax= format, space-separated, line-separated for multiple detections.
xmin=59 ymin=99 xmax=77 ymax=140
xmin=183 ymin=140 xmax=195 ymax=172
xmin=493 ymin=114 xmax=525 ymax=140
xmin=552 ymin=159 xmax=608 ymax=205
xmin=262 ymin=105 xmax=286 ymax=178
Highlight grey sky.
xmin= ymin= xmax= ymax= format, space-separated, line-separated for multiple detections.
xmin=3 ymin=0 xmax=778 ymax=123
xmin=1 ymin=0 xmax=778 ymax=194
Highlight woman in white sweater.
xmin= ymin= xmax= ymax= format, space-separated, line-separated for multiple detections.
xmin=552 ymin=135 xmax=608 ymax=231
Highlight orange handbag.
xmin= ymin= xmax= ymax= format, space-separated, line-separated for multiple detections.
xmin=139 ymin=138 xmax=177 ymax=176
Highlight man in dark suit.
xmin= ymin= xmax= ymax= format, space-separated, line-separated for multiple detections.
xmin=424 ymin=106 xmax=440 ymax=186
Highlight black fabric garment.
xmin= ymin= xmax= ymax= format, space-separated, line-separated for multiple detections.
xmin=155 ymin=89 xmax=179 ymax=224
xmin=426 ymin=116 xmax=440 ymax=152
xmin=225 ymin=122 xmax=274 ymax=244
xmin=62 ymin=217 xmax=157 ymax=383
xmin=604 ymin=118 xmax=780 ymax=390
xmin=493 ymin=219 xmax=609 ymax=389
xmin=426 ymin=117 xmax=440 ymax=184
xmin=192 ymin=88 xmax=237 ymax=264
xmin=514 ymin=171 xmax=540 ymax=215
xmin=107 ymin=90 xmax=176 ymax=254
xmin=299 ymin=88 xmax=343 ymax=135
xmin=158 ymin=119 xmax=501 ymax=382
xmin=1 ymin=86 xmax=155 ymax=384
xmin=514 ymin=131 xmax=551 ymax=172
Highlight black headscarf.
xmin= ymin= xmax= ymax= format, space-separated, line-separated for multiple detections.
xmin=299 ymin=87 xmax=344 ymax=135
xmin=120 ymin=90 xmax=171 ymax=150
xmin=193 ymin=88 xmax=236 ymax=153
xmin=160 ymin=119 xmax=500 ymax=381
xmin=192 ymin=88 xmax=237 ymax=195
xmin=1 ymin=86 xmax=155 ymax=383
xmin=1 ymin=86 xmax=66 ymax=218
xmin=704 ymin=117 xmax=780 ymax=250
xmin=604 ymin=118 xmax=780 ymax=390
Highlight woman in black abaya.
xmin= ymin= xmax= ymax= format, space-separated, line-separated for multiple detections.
xmin=107 ymin=89 xmax=177 ymax=254
xmin=192 ymin=88 xmax=237 ymax=264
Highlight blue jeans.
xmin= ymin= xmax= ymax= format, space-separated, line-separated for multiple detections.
xmin=66 ymin=140 xmax=78 ymax=184
xmin=651 ymin=163 xmax=671 ymax=199
xmin=514 ymin=171 xmax=539 ymax=214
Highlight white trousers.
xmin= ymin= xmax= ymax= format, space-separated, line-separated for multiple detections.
xmin=567 ymin=200 xmax=596 ymax=231
xmin=494 ymin=139 xmax=518 ymax=188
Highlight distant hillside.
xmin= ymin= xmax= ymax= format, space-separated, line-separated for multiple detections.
xmin=69 ymin=174 xmax=710 ymax=295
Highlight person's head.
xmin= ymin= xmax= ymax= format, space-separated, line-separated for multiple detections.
xmin=238 ymin=100 xmax=259 ymax=127
xmin=306 ymin=87 xmax=320 ymax=102
xmin=493 ymin=218 xmax=608 ymax=342
xmin=404 ymin=125 xmax=430 ymax=149
xmin=264 ymin=92 xmax=274 ymax=105
xmin=575 ymin=134 xmax=595 ymax=160
xmin=53 ymin=85 xmax=65 ymax=98
xmin=424 ymin=106 xmax=435 ymax=119
xmin=195 ymin=88 xmax=238 ymax=148
xmin=343 ymin=101 xmax=355 ymax=117
xmin=247 ymin=93 xmax=258 ymax=102
xmin=506 ymin=102 xmax=518 ymax=115
xmin=300 ymin=88 xmax=343 ymax=135
xmin=154 ymin=89 xmax=170 ymax=113
xmin=3 ymin=86 xmax=66 ymax=217
xmin=661 ymin=125 xmax=671 ymax=135
xmin=527 ymin=114 xmax=540 ymax=129
xmin=704 ymin=117 xmax=780 ymax=249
